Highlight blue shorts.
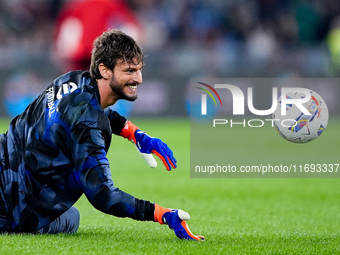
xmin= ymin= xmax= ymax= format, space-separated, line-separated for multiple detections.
xmin=0 ymin=207 xmax=80 ymax=234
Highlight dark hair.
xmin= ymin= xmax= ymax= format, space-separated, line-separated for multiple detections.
xmin=90 ymin=29 xmax=144 ymax=79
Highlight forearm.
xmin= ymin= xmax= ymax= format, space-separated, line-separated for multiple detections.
xmin=104 ymin=108 xmax=127 ymax=135
xmin=85 ymin=180 xmax=154 ymax=221
xmin=76 ymin=160 xmax=154 ymax=221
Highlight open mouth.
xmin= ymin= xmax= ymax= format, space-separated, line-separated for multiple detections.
xmin=127 ymin=85 xmax=137 ymax=89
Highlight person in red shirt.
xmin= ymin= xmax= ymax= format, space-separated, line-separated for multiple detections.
xmin=54 ymin=0 xmax=143 ymax=71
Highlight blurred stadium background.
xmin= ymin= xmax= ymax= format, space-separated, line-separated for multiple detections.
xmin=0 ymin=0 xmax=340 ymax=118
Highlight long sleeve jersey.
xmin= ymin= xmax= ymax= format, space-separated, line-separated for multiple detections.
xmin=0 ymin=71 xmax=154 ymax=233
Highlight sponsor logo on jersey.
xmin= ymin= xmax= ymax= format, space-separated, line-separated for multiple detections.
xmin=56 ymin=82 xmax=77 ymax=99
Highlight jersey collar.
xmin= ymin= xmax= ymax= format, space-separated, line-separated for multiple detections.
xmin=90 ymin=76 xmax=101 ymax=106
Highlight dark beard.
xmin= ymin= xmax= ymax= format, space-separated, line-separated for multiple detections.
xmin=109 ymin=76 xmax=138 ymax=102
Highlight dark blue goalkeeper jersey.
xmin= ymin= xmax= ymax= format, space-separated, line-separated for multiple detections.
xmin=0 ymin=71 xmax=153 ymax=233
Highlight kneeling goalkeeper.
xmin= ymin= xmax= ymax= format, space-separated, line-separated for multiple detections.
xmin=0 ymin=29 xmax=204 ymax=241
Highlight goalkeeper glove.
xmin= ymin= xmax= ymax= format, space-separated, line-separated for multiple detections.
xmin=154 ymin=204 xmax=205 ymax=241
xmin=120 ymin=121 xmax=177 ymax=171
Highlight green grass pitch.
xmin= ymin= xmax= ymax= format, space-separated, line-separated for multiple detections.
xmin=0 ymin=118 xmax=339 ymax=254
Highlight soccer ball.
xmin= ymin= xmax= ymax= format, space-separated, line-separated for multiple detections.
xmin=272 ymin=89 xmax=329 ymax=143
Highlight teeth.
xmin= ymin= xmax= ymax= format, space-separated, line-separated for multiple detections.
xmin=128 ymin=85 xmax=137 ymax=89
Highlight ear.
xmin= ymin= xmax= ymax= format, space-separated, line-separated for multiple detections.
xmin=98 ymin=63 xmax=112 ymax=80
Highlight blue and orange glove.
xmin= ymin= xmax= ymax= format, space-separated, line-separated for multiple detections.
xmin=120 ymin=121 xmax=177 ymax=171
xmin=154 ymin=204 xmax=205 ymax=241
